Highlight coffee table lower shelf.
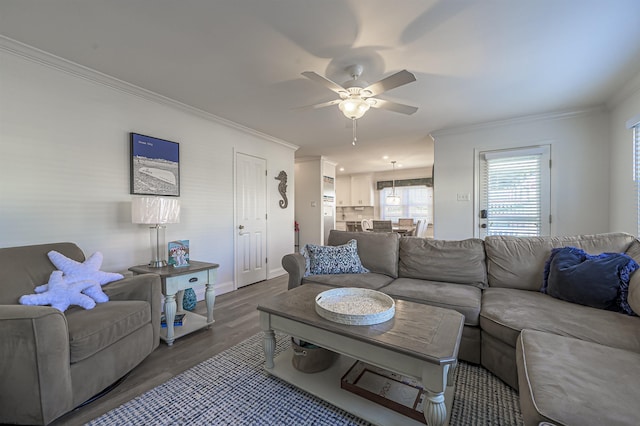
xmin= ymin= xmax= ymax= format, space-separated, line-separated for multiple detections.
xmin=268 ymin=347 xmax=454 ymax=426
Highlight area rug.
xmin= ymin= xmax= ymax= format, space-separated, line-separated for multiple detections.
xmin=88 ymin=333 xmax=523 ymax=425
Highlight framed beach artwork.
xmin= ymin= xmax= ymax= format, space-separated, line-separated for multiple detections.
xmin=130 ymin=133 xmax=180 ymax=196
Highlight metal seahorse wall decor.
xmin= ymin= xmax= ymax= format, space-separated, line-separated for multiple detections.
xmin=275 ymin=170 xmax=288 ymax=208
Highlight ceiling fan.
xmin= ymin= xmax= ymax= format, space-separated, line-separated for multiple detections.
xmin=300 ymin=64 xmax=419 ymax=120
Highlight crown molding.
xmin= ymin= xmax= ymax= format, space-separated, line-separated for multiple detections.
xmin=429 ymin=106 xmax=605 ymax=139
xmin=294 ymin=155 xmax=336 ymax=165
xmin=0 ymin=35 xmax=298 ymax=151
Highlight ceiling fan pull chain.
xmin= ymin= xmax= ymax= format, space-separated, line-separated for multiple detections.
xmin=352 ymin=119 xmax=357 ymax=146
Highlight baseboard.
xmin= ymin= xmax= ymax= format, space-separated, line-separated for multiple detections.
xmin=268 ymin=267 xmax=286 ymax=279
xmin=194 ymin=280 xmax=235 ymax=299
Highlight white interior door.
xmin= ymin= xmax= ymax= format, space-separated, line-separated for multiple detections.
xmin=235 ymin=153 xmax=267 ymax=287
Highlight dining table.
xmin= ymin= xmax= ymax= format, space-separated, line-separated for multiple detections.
xmin=392 ymin=225 xmax=416 ymax=235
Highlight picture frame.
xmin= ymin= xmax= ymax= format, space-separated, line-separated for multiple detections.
xmin=130 ymin=133 xmax=180 ymax=196
xmin=168 ymin=240 xmax=190 ymax=268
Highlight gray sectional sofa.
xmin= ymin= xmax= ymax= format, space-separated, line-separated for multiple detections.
xmin=282 ymin=230 xmax=640 ymax=426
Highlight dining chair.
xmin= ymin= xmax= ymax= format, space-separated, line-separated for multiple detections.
xmin=415 ymin=220 xmax=428 ymax=237
xmin=372 ymin=220 xmax=393 ymax=232
xmin=361 ymin=219 xmax=373 ymax=231
xmin=398 ymin=218 xmax=414 ymax=226
xmin=407 ymin=219 xmax=422 ymax=236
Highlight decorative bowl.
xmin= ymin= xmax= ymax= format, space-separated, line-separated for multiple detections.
xmin=315 ymin=287 xmax=395 ymax=325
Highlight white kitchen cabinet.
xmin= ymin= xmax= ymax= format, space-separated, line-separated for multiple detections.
xmin=350 ymin=174 xmax=374 ymax=206
xmin=335 ymin=176 xmax=351 ymax=206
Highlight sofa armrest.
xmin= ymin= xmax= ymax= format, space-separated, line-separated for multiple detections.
xmin=103 ymin=274 xmax=162 ymax=348
xmin=0 ymin=305 xmax=73 ymax=425
xmin=282 ymin=253 xmax=306 ymax=290
xmin=628 ymin=266 xmax=640 ymax=314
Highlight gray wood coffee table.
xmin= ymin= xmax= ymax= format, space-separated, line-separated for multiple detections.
xmin=257 ymin=284 xmax=464 ymax=426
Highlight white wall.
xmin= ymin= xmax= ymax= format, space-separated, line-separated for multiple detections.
xmin=432 ymin=108 xmax=611 ymax=240
xmin=0 ymin=45 xmax=296 ymax=295
xmin=609 ymin=71 xmax=640 ymax=235
xmin=294 ymin=157 xmax=323 ymax=248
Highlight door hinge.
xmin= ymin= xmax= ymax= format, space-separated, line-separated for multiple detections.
xmin=549 ymin=214 xmax=552 ymax=224
xmin=265 ymin=170 xmax=268 ymax=176
xmin=265 ymin=257 xmax=268 ymax=263
xmin=265 ymin=213 xmax=268 ymax=220
xmin=549 ymin=159 xmax=552 ymax=168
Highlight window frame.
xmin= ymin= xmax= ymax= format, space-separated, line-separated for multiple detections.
xmin=379 ymin=185 xmax=433 ymax=224
xmin=633 ymin=123 xmax=640 ymax=235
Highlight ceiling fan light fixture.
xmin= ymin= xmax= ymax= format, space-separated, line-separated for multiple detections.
xmin=338 ymin=96 xmax=370 ymax=119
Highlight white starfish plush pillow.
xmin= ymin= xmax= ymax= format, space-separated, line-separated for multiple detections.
xmin=48 ymin=251 xmax=124 ymax=285
xmin=20 ymin=271 xmax=97 ymax=312
xmin=34 ymin=251 xmax=123 ymax=304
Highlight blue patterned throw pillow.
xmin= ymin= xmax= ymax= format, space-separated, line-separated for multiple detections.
xmin=304 ymin=239 xmax=369 ymax=276
xmin=542 ymin=246 xmax=639 ymax=315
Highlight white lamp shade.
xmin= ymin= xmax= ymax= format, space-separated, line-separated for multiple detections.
xmin=132 ymin=197 xmax=180 ymax=224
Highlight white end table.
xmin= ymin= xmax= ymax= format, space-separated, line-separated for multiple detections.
xmin=129 ymin=261 xmax=219 ymax=346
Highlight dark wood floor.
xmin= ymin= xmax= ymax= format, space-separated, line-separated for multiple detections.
xmin=52 ymin=274 xmax=289 ymax=426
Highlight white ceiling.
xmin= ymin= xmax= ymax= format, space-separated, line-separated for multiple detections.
xmin=1 ymin=0 xmax=639 ymax=175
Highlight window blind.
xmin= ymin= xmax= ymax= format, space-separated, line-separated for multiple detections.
xmin=482 ymin=153 xmax=544 ymax=236
xmin=380 ymin=185 xmax=432 ymax=224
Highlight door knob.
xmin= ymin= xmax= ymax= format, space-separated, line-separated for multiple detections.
xmin=239 ymin=225 xmax=245 ymax=230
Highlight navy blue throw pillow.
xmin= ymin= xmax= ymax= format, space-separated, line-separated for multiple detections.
xmin=542 ymin=246 xmax=639 ymax=315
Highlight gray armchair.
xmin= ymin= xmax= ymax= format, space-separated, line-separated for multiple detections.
xmin=0 ymin=242 xmax=161 ymax=425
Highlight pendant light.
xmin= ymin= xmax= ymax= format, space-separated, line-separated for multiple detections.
xmin=386 ymin=161 xmax=401 ymax=205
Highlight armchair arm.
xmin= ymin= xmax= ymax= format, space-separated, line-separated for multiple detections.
xmin=103 ymin=274 xmax=162 ymax=347
xmin=0 ymin=305 xmax=73 ymax=425
xmin=282 ymin=253 xmax=306 ymax=290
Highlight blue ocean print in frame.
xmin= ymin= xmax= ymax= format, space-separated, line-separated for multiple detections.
xmin=130 ymin=133 xmax=180 ymax=196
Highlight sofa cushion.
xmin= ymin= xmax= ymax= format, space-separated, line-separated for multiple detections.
xmin=302 ymin=272 xmax=393 ymax=290
xmin=517 ymin=329 xmax=640 ymax=426
xmin=304 ymin=240 xmax=369 ymax=275
xmin=65 ymin=300 xmax=151 ymax=363
xmin=484 ymin=233 xmax=636 ymax=291
xmin=480 ymin=287 xmax=640 ymax=352
xmin=542 ymin=247 xmax=638 ymax=314
xmin=379 ymin=278 xmax=482 ymax=326
xmin=398 ymin=237 xmax=487 ymax=288
xmin=328 ymin=230 xmax=400 ymax=278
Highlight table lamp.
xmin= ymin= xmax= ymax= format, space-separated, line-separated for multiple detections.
xmin=132 ymin=197 xmax=181 ymax=267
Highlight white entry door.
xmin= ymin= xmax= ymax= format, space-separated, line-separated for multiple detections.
xmin=235 ymin=152 xmax=267 ymax=287
xmin=477 ymin=145 xmax=551 ymax=238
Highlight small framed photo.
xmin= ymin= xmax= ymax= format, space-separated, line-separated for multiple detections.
xmin=168 ymin=240 xmax=190 ymax=267
xmin=130 ymin=133 xmax=180 ymax=196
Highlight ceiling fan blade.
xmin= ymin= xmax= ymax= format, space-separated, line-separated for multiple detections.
xmin=369 ymin=98 xmax=418 ymax=115
xmin=362 ymin=70 xmax=416 ymax=97
xmin=302 ymin=71 xmax=348 ymax=95
xmin=294 ymin=99 xmax=342 ymax=111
